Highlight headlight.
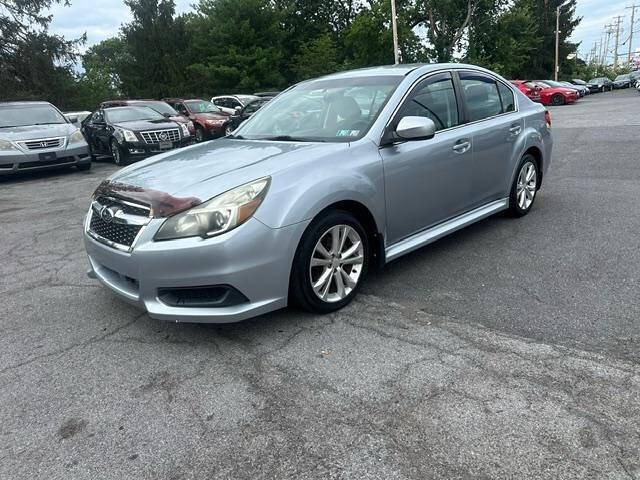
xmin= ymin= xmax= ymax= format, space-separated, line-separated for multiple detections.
xmin=205 ymin=119 xmax=226 ymax=127
xmin=68 ymin=129 xmax=85 ymax=143
xmin=0 ymin=139 xmax=17 ymax=151
xmin=180 ymin=123 xmax=190 ymax=136
xmin=187 ymin=121 xmax=194 ymax=131
xmin=116 ymin=128 xmax=137 ymax=142
xmin=154 ymin=177 xmax=270 ymax=241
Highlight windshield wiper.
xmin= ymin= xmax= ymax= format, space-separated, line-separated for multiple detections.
xmin=259 ymin=135 xmax=319 ymax=142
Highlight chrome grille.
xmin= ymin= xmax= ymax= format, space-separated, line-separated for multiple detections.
xmin=88 ymin=197 xmax=151 ymax=251
xmin=94 ymin=195 xmax=151 ymax=217
xmin=19 ymin=137 xmax=65 ymax=150
xmin=140 ymin=129 xmax=180 ymax=144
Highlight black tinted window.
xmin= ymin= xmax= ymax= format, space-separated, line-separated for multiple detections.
xmin=497 ymin=82 xmax=515 ymax=112
xmin=397 ymin=73 xmax=459 ymax=131
xmin=460 ymin=73 xmax=503 ymax=122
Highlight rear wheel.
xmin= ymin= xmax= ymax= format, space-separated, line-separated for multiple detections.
xmin=290 ymin=211 xmax=369 ymax=313
xmin=508 ymin=154 xmax=539 ymax=217
xmin=551 ymin=93 xmax=564 ymax=106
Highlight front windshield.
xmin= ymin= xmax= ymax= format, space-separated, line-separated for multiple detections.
xmin=185 ymin=100 xmax=220 ymax=114
xmin=104 ymin=106 xmax=164 ymax=123
xmin=572 ymin=79 xmax=586 ymax=85
xmin=589 ymin=78 xmax=602 ymax=83
xmin=234 ymin=75 xmax=401 ymax=142
xmin=536 ymin=81 xmax=552 ymax=89
xmin=0 ymin=104 xmax=67 ymax=128
xmin=135 ymin=102 xmax=178 ymax=116
xmin=544 ymin=80 xmax=567 ymax=88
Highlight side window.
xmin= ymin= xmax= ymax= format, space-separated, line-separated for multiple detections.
xmin=212 ymin=98 xmax=224 ymax=107
xmin=497 ymin=82 xmax=515 ymax=112
xmin=91 ymin=111 xmax=104 ymax=123
xmin=396 ymin=72 xmax=459 ymax=132
xmin=459 ymin=72 xmax=503 ymax=122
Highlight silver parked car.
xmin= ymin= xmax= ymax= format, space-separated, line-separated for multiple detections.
xmin=1 ymin=101 xmax=91 ymax=174
xmin=84 ymin=63 xmax=552 ymax=323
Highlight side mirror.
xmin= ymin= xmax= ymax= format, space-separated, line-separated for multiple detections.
xmin=234 ymin=106 xmax=242 ymax=113
xmin=396 ymin=116 xmax=436 ymax=140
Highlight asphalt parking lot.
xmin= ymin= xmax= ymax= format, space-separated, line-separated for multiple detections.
xmin=1 ymin=89 xmax=639 ymax=479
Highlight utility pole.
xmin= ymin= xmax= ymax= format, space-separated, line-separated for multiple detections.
xmin=598 ymin=36 xmax=603 ymax=66
xmin=390 ymin=0 xmax=399 ymax=64
xmin=554 ymin=6 xmax=560 ymax=80
xmin=602 ymin=24 xmax=613 ymax=66
xmin=612 ymin=15 xmax=624 ymax=69
xmin=627 ymin=5 xmax=639 ymax=64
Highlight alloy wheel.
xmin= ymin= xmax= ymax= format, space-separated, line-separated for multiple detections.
xmin=309 ymin=224 xmax=364 ymax=303
xmin=225 ymin=125 xmax=233 ymax=136
xmin=195 ymin=128 xmax=204 ymax=142
xmin=516 ymin=161 xmax=537 ymax=210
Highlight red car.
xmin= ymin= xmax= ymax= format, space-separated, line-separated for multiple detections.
xmin=510 ymin=80 xmax=542 ymax=103
xmin=162 ymin=98 xmax=229 ymax=142
xmin=531 ymin=81 xmax=578 ymax=106
xmin=100 ymin=100 xmax=195 ymax=136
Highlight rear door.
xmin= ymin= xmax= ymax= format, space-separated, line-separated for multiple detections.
xmin=457 ymin=70 xmax=521 ymax=205
xmin=379 ymin=71 xmax=475 ymax=244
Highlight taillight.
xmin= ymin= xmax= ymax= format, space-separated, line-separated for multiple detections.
xmin=545 ymin=110 xmax=551 ymax=129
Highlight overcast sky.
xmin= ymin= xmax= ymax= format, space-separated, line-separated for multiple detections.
xmin=49 ymin=0 xmax=640 ymax=62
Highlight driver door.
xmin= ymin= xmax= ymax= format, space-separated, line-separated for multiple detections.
xmin=379 ymin=71 xmax=475 ymax=245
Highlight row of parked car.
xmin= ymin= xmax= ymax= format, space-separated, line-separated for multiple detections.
xmin=0 ymin=93 xmax=276 ymax=174
xmin=510 ymin=72 xmax=640 ymax=106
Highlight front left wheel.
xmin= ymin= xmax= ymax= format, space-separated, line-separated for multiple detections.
xmin=290 ymin=210 xmax=369 ymax=314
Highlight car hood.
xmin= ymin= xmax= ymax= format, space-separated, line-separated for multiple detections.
xmin=0 ymin=123 xmax=77 ymax=141
xmin=112 ymin=119 xmax=179 ymax=131
xmin=96 ymin=138 xmax=347 ymax=217
xmin=192 ymin=112 xmax=228 ymax=121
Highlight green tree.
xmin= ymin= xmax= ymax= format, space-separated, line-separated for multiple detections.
xmin=119 ymin=0 xmax=190 ymax=98
xmin=467 ymin=0 xmax=540 ymax=78
xmin=292 ymin=34 xmax=340 ymax=80
xmin=186 ymin=0 xmax=286 ymax=94
xmin=0 ymin=0 xmax=84 ymax=106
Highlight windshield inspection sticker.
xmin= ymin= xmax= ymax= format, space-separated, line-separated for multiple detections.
xmin=337 ymin=129 xmax=360 ymax=137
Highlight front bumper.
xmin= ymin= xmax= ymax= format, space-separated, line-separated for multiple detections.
xmin=84 ymin=213 xmax=310 ymax=323
xmin=0 ymin=143 xmax=90 ymax=174
xmin=120 ymin=137 xmax=193 ymax=158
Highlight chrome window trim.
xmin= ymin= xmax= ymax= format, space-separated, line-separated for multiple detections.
xmin=379 ymin=67 xmax=521 ymax=146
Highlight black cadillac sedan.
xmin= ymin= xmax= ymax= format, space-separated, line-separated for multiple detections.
xmin=82 ymin=106 xmax=192 ymax=165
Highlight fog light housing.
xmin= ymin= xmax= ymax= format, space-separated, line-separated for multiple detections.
xmin=157 ymin=285 xmax=249 ymax=308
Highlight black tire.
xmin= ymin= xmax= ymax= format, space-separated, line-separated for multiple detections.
xmin=110 ymin=139 xmax=127 ymax=166
xmin=508 ymin=154 xmax=540 ymax=218
xmin=225 ymin=124 xmax=234 ymax=136
xmin=551 ymin=93 xmax=564 ymax=106
xmin=289 ymin=210 xmax=369 ymax=314
xmin=195 ymin=126 xmax=206 ymax=143
xmin=77 ymin=162 xmax=91 ymax=171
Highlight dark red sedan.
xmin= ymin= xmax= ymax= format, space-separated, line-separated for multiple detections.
xmin=510 ymin=80 xmax=542 ymax=103
xmin=163 ymin=98 xmax=230 ymax=142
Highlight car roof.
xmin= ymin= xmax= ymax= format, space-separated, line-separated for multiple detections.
xmin=314 ymin=63 xmax=489 ymax=80
xmin=0 ymin=101 xmax=52 ymax=107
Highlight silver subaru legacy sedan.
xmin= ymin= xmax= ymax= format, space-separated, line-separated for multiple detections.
xmin=84 ymin=63 xmax=552 ymax=323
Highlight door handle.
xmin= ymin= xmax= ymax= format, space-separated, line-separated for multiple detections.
xmin=452 ymin=140 xmax=471 ymax=154
xmin=509 ymin=124 xmax=522 ymax=135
